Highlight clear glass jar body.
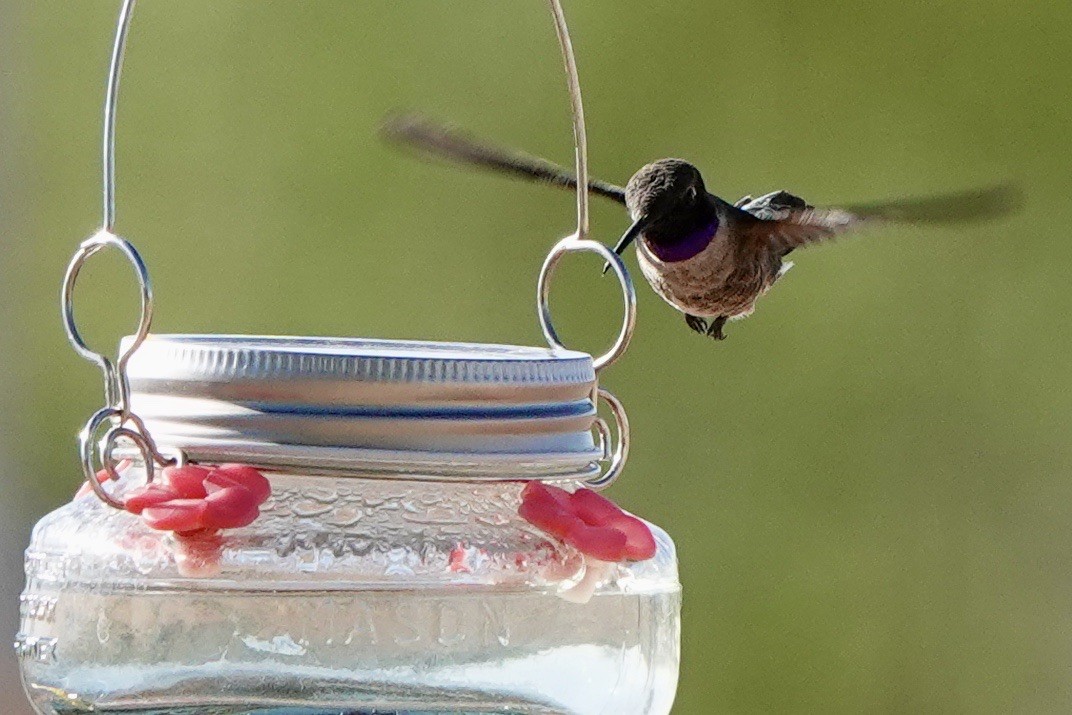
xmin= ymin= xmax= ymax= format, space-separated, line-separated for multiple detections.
xmin=17 ymin=470 xmax=680 ymax=714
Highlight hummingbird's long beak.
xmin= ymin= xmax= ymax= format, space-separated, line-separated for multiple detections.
xmin=602 ymin=216 xmax=649 ymax=275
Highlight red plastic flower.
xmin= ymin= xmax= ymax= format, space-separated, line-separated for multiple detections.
xmin=518 ymin=482 xmax=657 ymax=562
xmin=123 ymin=463 xmax=271 ymax=534
xmin=74 ymin=462 xmax=271 ymax=578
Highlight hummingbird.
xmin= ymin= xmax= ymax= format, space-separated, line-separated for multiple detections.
xmin=382 ymin=114 xmax=1020 ymax=341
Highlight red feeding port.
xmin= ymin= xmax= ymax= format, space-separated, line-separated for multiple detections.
xmin=518 ymin=483 xmax=656 ymax=562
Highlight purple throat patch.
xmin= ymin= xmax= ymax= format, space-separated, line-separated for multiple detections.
xmin=646 ymin=217 xmax=719 ymax=262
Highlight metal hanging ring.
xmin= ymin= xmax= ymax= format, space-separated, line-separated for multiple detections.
xmin=585 ymin=387 xmax=630 ymax=489
xmin=79 ymin=407 xmax=176 ymax=510
xmin=78 ymin=407 xmax=128 ymax=509
xmin=61 ymin=229 xmax=153 ymax=412
xmin=538 ymin=236 xmax=636 ymax=372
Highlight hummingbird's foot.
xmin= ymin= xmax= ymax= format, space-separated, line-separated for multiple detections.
xmin=684 ymin=314 xmax=708 ymax=335
xmin=706 ymin=316 xmax=728 ymax=340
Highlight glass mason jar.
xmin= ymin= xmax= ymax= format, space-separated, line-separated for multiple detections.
xmin=17 ymin=335 xmax=681 ymax=714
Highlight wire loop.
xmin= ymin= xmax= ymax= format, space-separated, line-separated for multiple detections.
xmin=78 ymin=407 xmax=178 ymax=509
xmin=79 ymin=409 xmax=126 ymax=508
xmin=585 ymin=387 xmax=630 ymax=489
xmin=538 ymin=237 xmax=636 ymax=373
xmin=61 ymin=230 xmax=153 ymax=413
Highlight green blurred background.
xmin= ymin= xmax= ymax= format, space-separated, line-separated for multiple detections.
xmin=2 ymin=1 xmax=1071 ymax=712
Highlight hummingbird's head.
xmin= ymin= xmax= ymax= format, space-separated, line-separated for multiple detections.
xmin=611 ymin=159 xmax=714 ymax=260
xmin=624 ymin=159 xmax=707 ymax=224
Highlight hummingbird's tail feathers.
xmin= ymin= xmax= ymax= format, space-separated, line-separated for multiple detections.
xmin=840 ymin=182 xmax=1024 ymax=224
xmin=381 ymin=112 xmax=627 ymax=205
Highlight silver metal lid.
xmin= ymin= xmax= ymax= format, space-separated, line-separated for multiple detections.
xmin=123 ymin=335 xmax=602 ymax=479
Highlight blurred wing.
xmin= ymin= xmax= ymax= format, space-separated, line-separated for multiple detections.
xmin=742 ymin=206 xmax=862 ymax=254
xmin=381 ymin=112 xmax=627 ymax=204
xmin=841 ymin=183 xmax=1023 ymax=223
xmin=744 ymin=183 xmax=1022 ymax=254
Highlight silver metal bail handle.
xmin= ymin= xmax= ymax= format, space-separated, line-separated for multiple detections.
xmin=541 ymin=0 xmax=637 ymax=375
xmin=543 ymin=1 xmax=634 ymax=485
xmin=62 ymin=0 xmax=171 ymax=505
xmin=64 ymin=0 xmax=148 ymax=403
xmin=100 ymin=0 xmax=595 ymax=254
